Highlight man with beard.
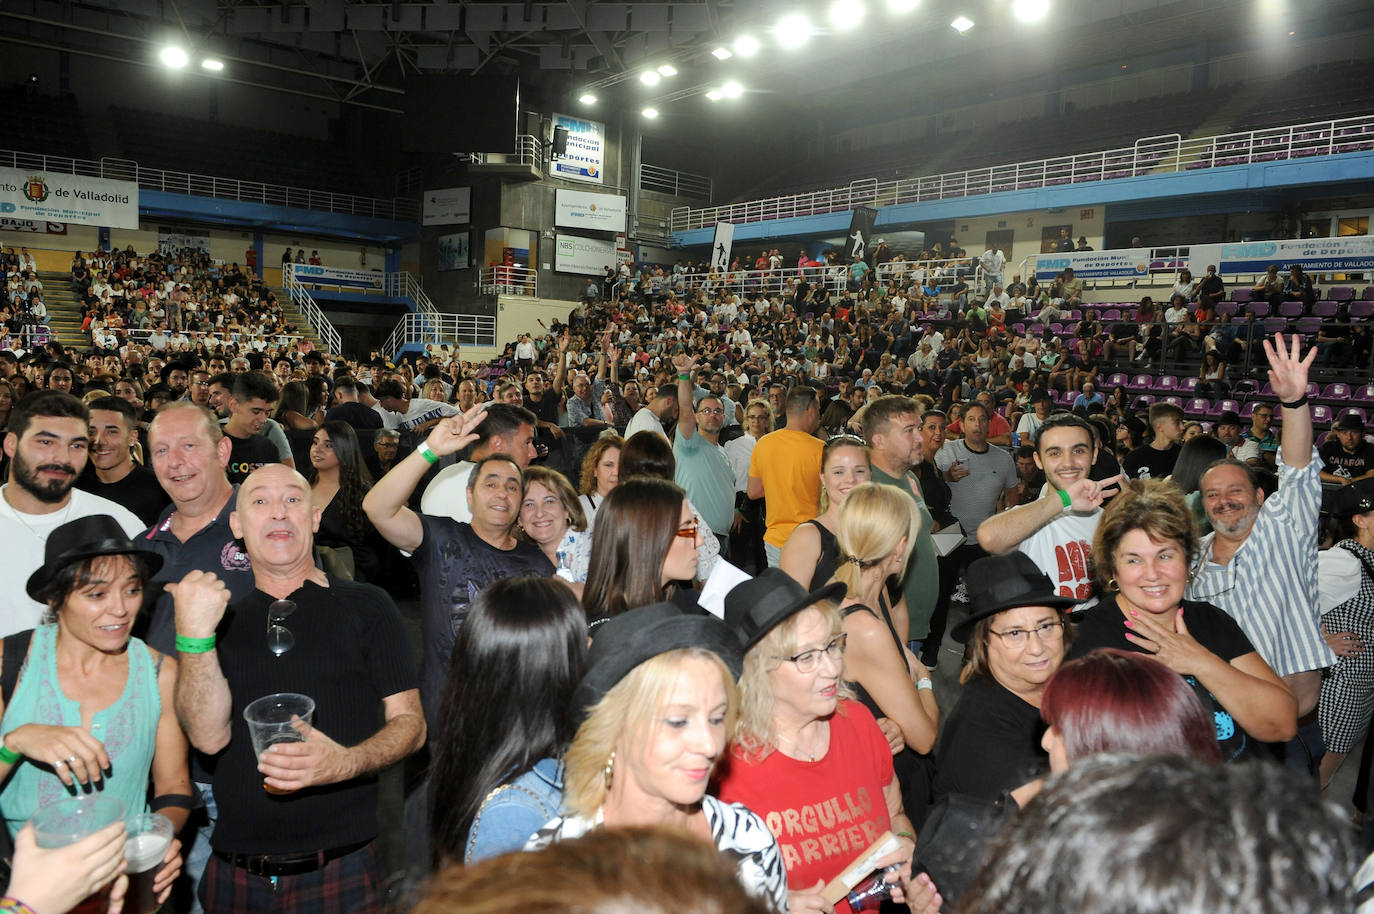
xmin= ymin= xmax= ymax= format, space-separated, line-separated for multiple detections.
xmin=0 ymin=391 xmax=143 ymax=636
xmin=76 ymin=395 xmax=170 ymax=526
xmin=1188 ymin=335 xmax=1335 ymax=770
xmin=671 ymin=354 xmax=734 ymax=567
xmin=161 ymin=361 xmax=191 ymax=400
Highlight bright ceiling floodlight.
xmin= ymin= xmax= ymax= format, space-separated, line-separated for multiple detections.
xmin=642 ymin=107 xmax=660 ymax=119
xmin=721 ymin=80 xmax=744 ymax=99
xmin=706 ymin=89 xmax=724 ymax=101
xmin=1012 ymin=0 xmax=1050 ymax=22
xmin=774 ymin=13 xmax=814 ymax=48
xmin=200 ymin=58 xmax=224 ymax=71
xmin=657 ymin=64 xmax=677 ymax=76
xmin=829 ymin=0 xmax=866 ymax=31
xmin=639 ymin=70 xmax=661 ymax=86
xmin=886 ymin=0 xmax=920 ymax=11
xmin=711 ymin=46 xmax=733 ymax=60
xmin=950 ymin=15 xmax=975 ymax=32
xmin=733 ymin=34 xmax=761 ymax=56
xmin=578 ymin=92 xmax=598 ymax=104
xmin=160 ymin=46 xmax=189 ymax=68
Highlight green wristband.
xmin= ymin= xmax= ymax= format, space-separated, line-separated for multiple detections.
xmin=678 ymin=373 xmax=690 ymax=381
xmin=0 ymin=743 xmax=20 ymax=766
xmin=1058 ymin=488 xmax=1071 ymax=509
xmin=175 ymin=634 xmax=217 ymax=654
xmin=416 ymin=442 xmax=440 ymax=465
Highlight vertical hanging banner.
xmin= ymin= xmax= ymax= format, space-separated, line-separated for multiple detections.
xmin=846 ymin=206 xmax=877 ymax=263
xmin=549 ymin=114 xmax=605 ymax=184
xmin=710 ymin=221 xmax=735 ymax=271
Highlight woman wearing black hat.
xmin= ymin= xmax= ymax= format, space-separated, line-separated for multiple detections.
xmin=932 ymin=551 xmax=1078 ymax=804
xmin=1315 ymin=476 xmax=1374 ymax=786
xmin=527 ymin=603 xmax=787 ymax=913
xmin=0 ymin=515 xmax=186 ymax=902
xmin=719 ymin=569 xmax=916 ymax=914
xmin=1070 ymin=480 xmax=1296 ymax=761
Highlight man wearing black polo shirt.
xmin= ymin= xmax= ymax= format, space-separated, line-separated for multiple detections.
xmin=77 ymin=395 xmax=170 ymax=526
xmin=171 ymin=463 xmax=423 ymax=914
xmin=363 ymin=408 xmax=553 ymax=731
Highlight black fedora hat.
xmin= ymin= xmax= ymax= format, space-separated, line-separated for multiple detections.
xmin=1333 ymin=476 xmax=1374 ymax=517
xmin=724 ymin=568 xmax=846 ymax=651
xmin=571 ymin=603 xmax=744 ymax=722
xmin=950 ymin=551 xmax=1079 ymax=643
xmin=26 ymin=515 xmax=164 ymax=602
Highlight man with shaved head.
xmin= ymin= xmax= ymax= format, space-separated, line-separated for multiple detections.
xmin=173 ymin=463 xmax=423 ymax=914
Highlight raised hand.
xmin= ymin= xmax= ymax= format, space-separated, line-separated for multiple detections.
xmin=1064 ymin=473 xmax=1122 ymax=512
xmin=424 ymin=402 xmax=489 ymax=458
xmin=1262 ymin=332 xmax=1315 ymax=404
xmin=166 ymin=570 xmax=231 ymax=642
xmin=672 ymin=352 xmax=696 ymax=375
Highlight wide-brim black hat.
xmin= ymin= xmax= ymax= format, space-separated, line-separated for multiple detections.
xmin=950 ymin=551 xmax=1079 ymax=643
xmin=725 ymin=568 xmax=846 ymax=651
xmin=26 ymin=515 xmax=164 ymax=601
xmin=572 ymin=603 xmax=744 ymax=722
xmin=1333 ymin=477 xmax=1374 ymax=518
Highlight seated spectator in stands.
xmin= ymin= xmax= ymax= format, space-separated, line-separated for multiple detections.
xmin=1071 ymin=382 xmax=1104 ymax=412
xmin=1057 ymin=268 xmax=1084 ymax=308
xmin=1317 ymin=317 xmax=1353 ymax=368
xmin=1123 ymin=402 xmax=1184 ymax=480
xmin=1235 ymin=401 xmax=1277 ymax=470
xmin=1164 ymin=294 xmax=1190 ymax=325
xmin=1165 ymin=313 xmax=1205 ymax=363
xmin=1172 ymin=269 xmax=1199 ymax=301
xmin=1197 ymin=350 xmax=1229 ymax=401
xmin=1252 ymin=263 xmax=1284 ymax=309
xmin=1196 ymin=264 xmax=1226 ymax=310
xmin=1320 ymin=413 xmax=1374 ymax=486
xmin=1284 ymin=264 xmax=1316 ymax=311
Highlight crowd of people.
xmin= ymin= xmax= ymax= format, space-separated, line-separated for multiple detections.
xmin=0 ymin=234 xmax=1369 ymax=914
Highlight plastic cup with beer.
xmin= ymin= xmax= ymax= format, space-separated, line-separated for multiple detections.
xmin=124 ymin=813 xmax=173 ymax=914
xmin=31 ymin=795 xmax=127 ymax=914
xmin=243 ymin=692 xmax=315 ymax=795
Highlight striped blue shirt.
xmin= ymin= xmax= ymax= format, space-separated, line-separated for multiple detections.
xmin=1187 ymin=447 xmax=1336 ymax=676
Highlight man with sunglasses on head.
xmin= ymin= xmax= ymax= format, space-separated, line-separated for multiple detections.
xmin=170 ymin=463 xmax=422 ymax=914
xmin=672 ymin=353 xmax=736 ymax=570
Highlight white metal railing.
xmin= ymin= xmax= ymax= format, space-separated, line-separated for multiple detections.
xmin=640 ymin=163 xmax=712 ymax=199
xmin=123 ymin=328 xmax=307 ymax=348
xmin=670 ymin=112 xmax=1374 ymax=232
xmin=282 ymin=270 xmax=343 ymax=353
xmin=0 ymin=149 xmax=418 ymax=221
xmin=382 ymin=311 xmax=497 ymax=360
xmin=456 ymin=135 xmax=543 ymax=169
xmin=478 ymin=265 xmax=538 ymax=297
xmin=385 ymin=271 xmax=441 ymax=319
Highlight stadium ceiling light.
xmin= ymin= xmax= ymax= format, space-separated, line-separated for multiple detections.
xmin=733 ymin=34 xmax=761 ymax=57
xmin=657 ymin=64 xmax=678 ymax=76
xmin=200 ymin=58 xmax=224 ymax=72
xmin=829 ymin=0 xmax=866 ymax=30
xmin=160 ymin=46 xmax=189 ymax=68
xmin=639 ymin=70 xmax=662 ymax=86
xmin=774 ymin=13 xmax=814 ymax=48
xmin=721 ymin=80 xmax=744 ymax=99
xmin=642 ymin=107 xmax=660 ymax=118
xmin=886 ymin=0 xmax=920 ymax=11
xmin=950 ymin=15 xmax=975 ymax=32
xmin=578 ymin=92 xmax=598 ymax=104
xmin=712 ymin=46 xmax=733 ymax=60
xmin=706 ymin=89 xmax=724 ymax=101
xmin=1012 ymin=0 xmax=1050 ymax=22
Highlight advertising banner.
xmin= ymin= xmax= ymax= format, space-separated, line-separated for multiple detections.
xmin=845 ymin=206 xmax=877 ymax=262
xmin=554 ymin=188 xmax=626 ymax=233
xmin=554 ymin=234 xmax=617 ymax=276
xmin=1187 ymin=236 xmax=1374 ymax=275
xmin=1032 ymin=247 xmax=1152 ymax=281
xmin=437 ymin=232 xmax=470 ymax=271
xmin=550 ymin=114 xmax=605 ymax=184
xmin=710 ymin=221 xmax=735 ymax=271
xmin=158 ymin=225 xmax=211 ymax=255
xmin=0 ymin=218 xmax=66 ymax=235
xmin=287 ymin=263 xmax=385 ymax=290
xmin=0 ymin=167 xmax=138 ymax=229
xmin=422 ymin=187 xmax=471 ymax=226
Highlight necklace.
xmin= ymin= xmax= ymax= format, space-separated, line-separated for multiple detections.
xmin=4 ymin=488 xmax=74 ymax=542
xmin=776 ymin=723 xmax=827 ymax=762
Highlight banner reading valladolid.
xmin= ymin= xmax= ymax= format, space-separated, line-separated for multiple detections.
xmin=554 ymin=234 xmax=617 ymax=276
xmin=0 ymin=167 xmax=138 ymax=229
xmin=1033 ymin=248 xmax=1152 ymax=281
xmin=1187 ymin=237 xmax=1374 ymax=276
xmin=554 ymin=188 xmax=626 ymax=233
xmin=287 ymin=263 xmax=385 ymax=290
xmin=550 ymin=114 xmax=605 ymax=184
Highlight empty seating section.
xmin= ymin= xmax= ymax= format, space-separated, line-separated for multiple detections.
xmin=0 ymin=87 xmax=92 ymax=161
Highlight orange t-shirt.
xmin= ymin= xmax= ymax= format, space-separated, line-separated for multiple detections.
xmin=748 ymin=427 xmax=823 ymax=548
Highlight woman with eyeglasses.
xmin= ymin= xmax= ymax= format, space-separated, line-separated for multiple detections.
xmin=932 ymin=551 xmax=1078 ymax=804
xmin=719 ymin=569 xmax=916 ymax=914
xmin=1068 ymin=479 xmax=1297 ymax=760
xmin=780 ymin=436 xmax=872 ymax=591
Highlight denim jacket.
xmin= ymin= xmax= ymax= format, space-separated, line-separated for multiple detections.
xmin=464 ymin=758 xmax=563 ymax=863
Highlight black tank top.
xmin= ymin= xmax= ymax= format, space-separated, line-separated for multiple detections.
xmin=806 ymin=519 xmax=840 ymax=591
xmin=840 ymin=592 xmax=910 ymax=718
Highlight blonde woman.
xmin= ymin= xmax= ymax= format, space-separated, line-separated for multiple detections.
xmin=527 ymin=604 xmax=787 ymax=912
xmin=780 ymin=435 xmax=872 ymax=590
xmin=577 ymin=434 xmax=624 ymax=520
xmin=831 ymin=482 xmax=940 ymax=823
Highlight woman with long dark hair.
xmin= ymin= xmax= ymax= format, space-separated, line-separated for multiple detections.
xmin=430 ymin=576 xmax=586 ymax=863
xmin=306 ymin=420 xmax=380 ymax=581
xmin=617 ymin=430 xmax=720 ymax=577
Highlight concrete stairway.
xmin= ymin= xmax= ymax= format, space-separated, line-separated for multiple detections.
xmin=35 ymin=271 xmax=85 ymax=345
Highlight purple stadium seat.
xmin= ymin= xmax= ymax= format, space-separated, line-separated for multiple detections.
xmin=1313 ymin=300 xmax=1338 ymax=318
xmin=1328 ymin=286 xmax=1355 ymax=301
xmin=1354 ymin=386 xmax=1374 ymax=404
xmin=1132 ymin=395 xmax=1157 ymax=410
xmin=1127 ymin=374 xmax=1154 ymax=393
xmin=1352 ymin=302 xmax=1374 ymax=319
xmin=1105 ymin=373 xmax=1129 ymax=388
xmin=1232 ymin=289 xmax=1253 ymax=303
xmin=1323 ymin=383 xmax=1352 ymax=402
xmin=1296 ymin=316 xmax=1323 ymax=335
xmin=1160 ymin=395 xmax=1183 ymax=408
xmin=1178 ymin=377 xmax=1199 ymax=394
xmin=1279 ymin=300 xmax=1304 ymax=318
xmin=1155 ymin=375 xmax=1179 ymax=391
xmin=1262 ymin=317 xmax=1287 ymax=334
xmin=1306 ymin=381 xmax=1322 ymax=399
xmin=1216 ymin=300 xmax=1238 ymax=317
xmin=1207 ymin=399 xmax=1240 ymax=418
xmin=1103 ymin=309 xmax=1121 ymax=321
xmin=1363 ymin=286 xmax=1374 ymax=300
xmin=1249 ymin=302 xmax=1270 ymax=317
xmin=1311 ymin=404 xmax=1334 ymax=426
xmin=1185 ymin=398 xmax=1211 ymax=416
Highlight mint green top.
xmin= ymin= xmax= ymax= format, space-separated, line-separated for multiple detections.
xmin=870 ymin=466 xmax=940 ymax=640
xmin=0 ymin=624 xmax=160 ymax=836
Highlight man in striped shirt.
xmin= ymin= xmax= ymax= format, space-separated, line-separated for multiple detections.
xmin=1187 ymin=334 xmax=1336 ymax=768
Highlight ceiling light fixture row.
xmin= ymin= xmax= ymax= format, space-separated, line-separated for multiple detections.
xmin=160 ymin=45 xmax=225 ymax=72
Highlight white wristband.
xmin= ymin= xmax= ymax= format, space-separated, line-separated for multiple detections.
xmin=916 ymin=677 xmax=934 ymax=691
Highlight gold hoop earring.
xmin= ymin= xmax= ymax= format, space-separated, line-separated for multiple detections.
xmin=603 ymin=751 xmax=615 ymax=789
xmin=1108 ymin=578 xmax=1120 ymax=592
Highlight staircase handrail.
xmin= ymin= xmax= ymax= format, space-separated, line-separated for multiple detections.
xmin=282 ymin=271 xmax=343 ymax=354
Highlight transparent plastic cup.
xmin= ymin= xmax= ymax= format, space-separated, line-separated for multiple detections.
xmin=125 ymin=813 xmax=173 ymax=914
xmin=243 ymin=692 xmax=315 ymax=794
